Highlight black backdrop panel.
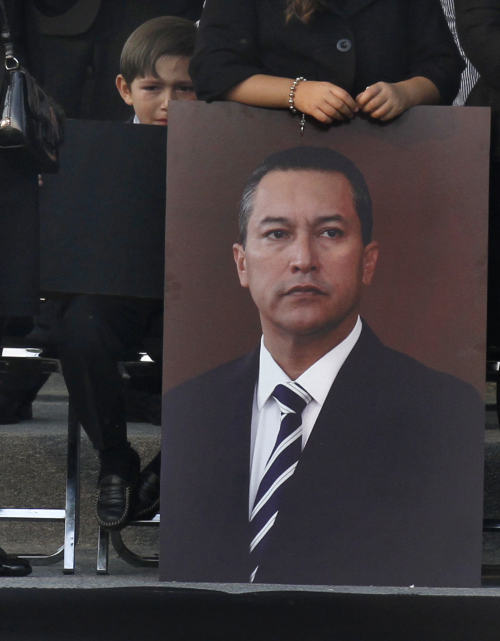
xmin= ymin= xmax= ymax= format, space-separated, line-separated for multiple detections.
xmin=40 ymin=119 xmax=166 ymax=299
xmin=0 ymin=150 xmax=39 ymax=316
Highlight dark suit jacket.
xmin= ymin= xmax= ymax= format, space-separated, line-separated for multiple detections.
xmin=160 ymin=324 xmax=484 ymax=586
xmin=191 ymin=0 xmax=464 ymax=104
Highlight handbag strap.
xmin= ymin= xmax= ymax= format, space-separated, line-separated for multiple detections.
xmin=0 ymin=0 xmax=18 ymax=67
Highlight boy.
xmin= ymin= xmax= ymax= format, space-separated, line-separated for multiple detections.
xmin=116 ymin=15 xmax=196 ymax=125
xmin=58 ymin=16 xmax=197 ymax=530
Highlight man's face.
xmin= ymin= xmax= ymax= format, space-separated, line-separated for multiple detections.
xmin=233 ymin=169 xmax=378 ymax=345
xmin=116 ymin=54 xmax=196 ymax=125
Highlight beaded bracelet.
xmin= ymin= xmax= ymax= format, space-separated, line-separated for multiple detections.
xmin=288 ymin=76 xmax=307 ymax=135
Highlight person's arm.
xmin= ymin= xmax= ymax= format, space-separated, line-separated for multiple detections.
xmin=355 ymin=76 xmax=440 ymax=121
xmin=402 ymin=0 xmax=465 ymax=105
xmin=190 ymin=0 xmax=262 ymax=102
xmin=354 ymin=0 xmax=462 ymax=120
xmin=227 ymin=75 xmax=358 ymax=123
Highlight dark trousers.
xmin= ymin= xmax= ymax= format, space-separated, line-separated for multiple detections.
xmin=58 ymin=295 xmax=162 ymax=451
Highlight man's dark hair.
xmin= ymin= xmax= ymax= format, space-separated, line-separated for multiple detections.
xmin=120 ymin=16 xmax=197 ymax=84
xmin=239 ymin=146 xmax=373 ymax=246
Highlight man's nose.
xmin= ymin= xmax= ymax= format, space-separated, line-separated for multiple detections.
xmin=290 ymin=235 xmax=317 ymax=272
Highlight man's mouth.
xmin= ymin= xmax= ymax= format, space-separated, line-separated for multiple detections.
xmin=284 ymin=284 xmax=326 ymax=296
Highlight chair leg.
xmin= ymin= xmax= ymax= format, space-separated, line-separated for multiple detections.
xmin=0 ymin=358 xmax=82 ymax=572
xmin=97 ymin=527 xmax=110 ymax=574
xmin=109 ymin=516 xmax=160 ymax=569
xmin=63 ymin=400 xmax=81 ymax=574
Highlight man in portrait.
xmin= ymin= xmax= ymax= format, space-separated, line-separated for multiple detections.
xmin=160 ymin=146 xmax=483 ymax=587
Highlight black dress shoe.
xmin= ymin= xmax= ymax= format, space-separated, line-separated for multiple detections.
xmin=132 ymin=469 xmax=160 ymax=520
xmin=96 ymin=447 xmax=140 ymax=530
xmin=0 ymin=546 xmax=32 ymax=577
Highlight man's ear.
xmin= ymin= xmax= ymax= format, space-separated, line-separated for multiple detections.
xmin=116 ymin=74 xmax=133 ymax=105
xmin=233 ymin=243 xmax=249 ymax=288
xmin=362 ymin=240 xmax=379 ymax=286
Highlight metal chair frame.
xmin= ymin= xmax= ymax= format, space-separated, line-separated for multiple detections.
xmin=97 ymin=514 xmax=160 ymax=574
xmin=94 ymin=354 xmax=160 ymax=573
xmin=0 ymin=354 xmax=80 ymax=574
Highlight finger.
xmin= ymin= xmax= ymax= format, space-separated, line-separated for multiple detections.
xmin=319 ymin=99 xmax=352 ymax=121
xmin=355 ymin=84 xmax=382 ymax=107
xmin=310 ymin=107 xmax=334 ymax=124
xmin=369 ymin=97 xmax=403 ymax=120
xmin=368 ymin=104 xmax=392 ymax=120
xmin=322 ymin=93 xmax=356 ymax=118
xmin=328 ymin=87 xmax=358 ymax=113
xmin=314 ymin=100 xmax=350 ymax=123
xmin=374 ymin=104 xmax=401 ymax=121
xmin=359 ymin=93 xmax=389 ymax=114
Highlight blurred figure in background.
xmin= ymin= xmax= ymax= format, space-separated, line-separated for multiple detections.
xmin=439 ymin=0 xmax=479 ymax=105
xmin=455 ymin=0 xmax=500 ymax=410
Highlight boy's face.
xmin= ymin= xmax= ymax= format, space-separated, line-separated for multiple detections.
xmin=116 ymin=55 xmax=196 ymax=125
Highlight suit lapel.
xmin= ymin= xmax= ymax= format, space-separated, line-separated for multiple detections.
xmin=303 ymin=323 xmax=381 ymax=448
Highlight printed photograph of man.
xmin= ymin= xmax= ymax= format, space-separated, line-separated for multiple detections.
xmin=160 ymin=146 xmax=484 ymax=587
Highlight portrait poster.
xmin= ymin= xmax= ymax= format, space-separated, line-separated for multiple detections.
xmin=160 ymin=102 xmax=490 ymax=588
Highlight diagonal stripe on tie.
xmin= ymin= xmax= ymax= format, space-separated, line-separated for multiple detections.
xmin=249 ymin=382 xmax=311 ymax=582
xmin=251 ymin=461 xmax=299 ymax=521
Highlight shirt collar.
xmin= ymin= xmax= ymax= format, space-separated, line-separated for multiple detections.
xmin=257 ymin=316 xmax=362 ymax=409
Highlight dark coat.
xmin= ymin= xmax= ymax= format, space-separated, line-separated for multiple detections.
xmin=160 ymin=324 xmax=484 ymax=587
xmin=455 ymin=0 xmax=500 ymax=159
xmin=191 ymin=0 xmax=464 ymax=104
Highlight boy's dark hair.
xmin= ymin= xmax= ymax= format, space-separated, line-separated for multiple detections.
xmin=239 ymin=146 xmax=373 ymax=246
xmin=120 ymin=16 xmax=197 ymax=84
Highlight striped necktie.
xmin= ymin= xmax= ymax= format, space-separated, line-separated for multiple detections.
xmin=249 ymin=381 xmax=312 ymax=582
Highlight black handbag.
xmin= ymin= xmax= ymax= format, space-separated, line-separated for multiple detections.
xmin=0 ymin=0 xmax=64 ymax=171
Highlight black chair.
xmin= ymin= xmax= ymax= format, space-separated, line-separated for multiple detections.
xmin=0 ymin=351 xmax=80 ymax=574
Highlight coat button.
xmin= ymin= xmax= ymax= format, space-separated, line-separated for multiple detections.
xmin=336 ymin=38 xmax=352 ymax=52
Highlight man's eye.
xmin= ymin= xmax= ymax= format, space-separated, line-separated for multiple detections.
xmin=176 ymin=85 xmax=195 ymax=93
xmin=266 ymin=230 xmax=287 ymax=239
xmin=321 ymin=228 xmax=343 ymax=238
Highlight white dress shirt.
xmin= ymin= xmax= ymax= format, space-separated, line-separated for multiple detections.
xmin=249 ymin=316 xmax=362 ymax=513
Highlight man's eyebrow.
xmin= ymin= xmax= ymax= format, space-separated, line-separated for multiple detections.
xmin=314 ymin=214 xmax=348 ymax=224
xmin=257 ymin=216 xmax=290 ymax=226
xmin=257 ymin=214 xmax=350 ymax=227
